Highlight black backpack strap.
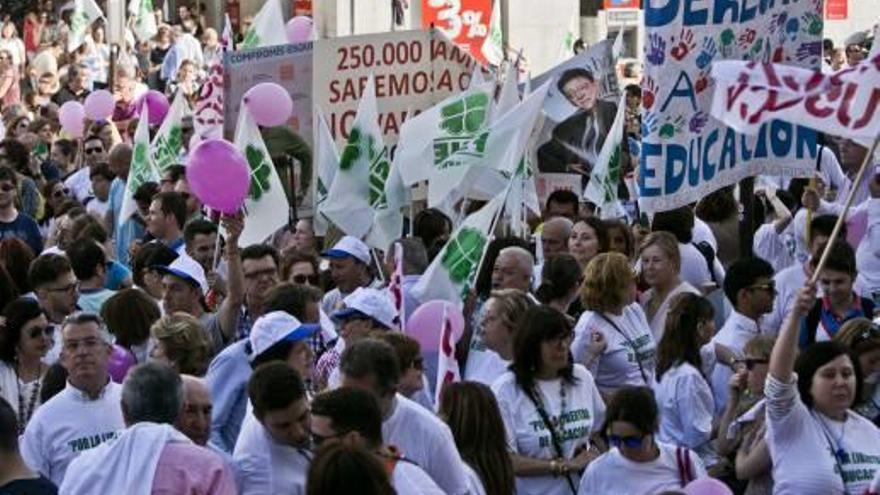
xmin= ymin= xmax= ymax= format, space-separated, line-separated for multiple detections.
xmin=691 ymin=241 xmax=718 ymax=286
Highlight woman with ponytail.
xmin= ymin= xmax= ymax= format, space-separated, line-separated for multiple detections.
xmin=536 ymin=254 xmax=583 ymax=320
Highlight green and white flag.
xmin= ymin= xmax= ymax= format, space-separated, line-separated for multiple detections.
xmin=557 ymin=7 xmax=579 ymax=62
xmin=583 ymin=93 xmax=626 ymax=219
xmin=119 ymin=108 xmax=159 ymax=226
xmin=129 ymin=0 xmax=158 ymax=42
xmin=150 ymin=90 xmax=190 ymax=174
xmin=481 ymin=0 xmax=503 ymax=66
xmin=313 ymin=110 xmax=339 ymax=237
xmin=234 ymin=108 xmax=291 ymax=247
xmin=240 ymin=0 xmax=287 ymax=49
xmin=321 ymin=75 xmax=389 ymax=239
xmin=364 ymin=160 xmax=408 ymax=251
xmin=427 ymin=81 xmax=551 ymax=209
xmin=494 ymin=60 xmax=520 ymax=120
xmin=68 ymin=0 xmax=104 ymax=52
xmin=411 ymin=194 xmax=504 ymax=305
xmin=396 ymin=83 xmax=494 ymax=187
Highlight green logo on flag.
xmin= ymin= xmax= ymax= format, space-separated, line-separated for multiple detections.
xmin=440 ymin=227 xmax=486 ymax=295
xmin=70 ymin=11 xmax=89 ymax=37
xmin=368 ymin=148 xmax=391 ymax=209
xmin=440 ymin=93 xmax=490 ymax=136
xmin=152 ymin=126 xmax=183 ymax=173
xmin=245 ymin=144 xmax=273 ymax=201
xmin=601 ymin=145 xmax=621 ymax=203
xmin=241 ymin=28 xmax=259 ymax=49
xmin=128 ymin=142 xmax=153 ymax=193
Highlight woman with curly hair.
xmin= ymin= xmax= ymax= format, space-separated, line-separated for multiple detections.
xmin=149 ymin=312 xmax=211 ymax=376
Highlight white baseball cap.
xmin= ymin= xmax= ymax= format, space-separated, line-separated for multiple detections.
xmin=249 ymin=311 xmax=320 ymax=361
xmin=322 ymin=235 xmax=371 ymax=265
xmin=152 ymin=254 xmax=208 ymax=295
xmin=332 ymin=287 xmax=398 ymax=330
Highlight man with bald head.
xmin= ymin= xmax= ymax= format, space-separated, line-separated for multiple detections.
xmin=106 ymin=143 xmax=144 ymax=267
xmin=541 ymin=217 xmax=573 ymax=257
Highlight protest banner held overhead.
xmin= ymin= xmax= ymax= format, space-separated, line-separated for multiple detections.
xmin=639 ymin=0 xmax=824 ymax=212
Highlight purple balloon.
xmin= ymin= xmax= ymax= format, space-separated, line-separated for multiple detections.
xmin=58 ymin=101 xmax=85 ymax=138
xmin=83 ymin=90 xmax=115 ymax=120
xmin=186 ymin=139 xmax=250 ymax=214
xmin=684 ymin=478 xmax=734 ymax=495
xmin=286 ymin=16 xmax=313 ymax=43
xmin=137 ymin=90 xmax=170 ymax=125
xmin=243 ymin=83 xmax=293 ymax=127
xmin=107 ymin=345 xmax=136 ymax=383
xmin=406 ymin=300 xmax=465 ymax=352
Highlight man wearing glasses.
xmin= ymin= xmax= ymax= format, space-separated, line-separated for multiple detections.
xmin=28 ymin=253 xmax=79 ymax=363
xmin=63 ymin=134 xmax=107 ymax=203
xmin=0 ymin=166 xmax=42 ymax=254
xmin=19 ymin=313 xmax=125 ymax=486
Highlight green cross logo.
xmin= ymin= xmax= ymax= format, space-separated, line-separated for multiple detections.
xmin=601 ymin=145 xmax=621 ymax=203
xmin=440 ymin=227 xmax=486 ymax=293
xmin=440 ymin=93 xmax=490 ymax=136
xmin=128 ymin=142 xmax=152 ymax=192
xmin=245 ymin=144 xmax=273 ymax=201
xmin=152 ymin=126 xmax=183 ymax=172
xmin=70 ymin=11 xmax=89 ymax=36
xmin=368 ymin=148 xmax=390 ymax=209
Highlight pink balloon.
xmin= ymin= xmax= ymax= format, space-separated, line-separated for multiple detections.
xmin=136 ymin=90 xmax=170 ymax=125
xmin=107 ymin=345 xmax=136 ymax=383
xmin=58 ymin=101 xmax=85 ymax=138
xmin=286 ymin=16 xmax=313 ymax=43
xmin=406 ymin=300 xmax=465 ymax=352
xmin=83 ymin=90 xmax=115 ymax=120
xmin=186 ymin=139 xmax=250 ymax=214
xmin=684 ymin=478 xmax=734 ymax=495
xmin=243 ymin=83 xmax=293 ymax=127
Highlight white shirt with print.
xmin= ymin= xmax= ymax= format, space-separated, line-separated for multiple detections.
xmin=20 ymin=381 xmax=125 ymax=486
xmin=578 ymin=441 xmax=708 ymax=495
xmin=572 ymin=305 xmax=657 ymax=394
xmin=492 ymin=365 xmax=605 ymax=495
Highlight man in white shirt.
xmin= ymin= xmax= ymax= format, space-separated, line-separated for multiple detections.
xmin=321 ymin=236 xmax=380 ymax=315
xmin=341 ymin=339 xmax=470 ymax=494
xmin=234 ymin=362 xmax=312 ymax=495
xmin=310 ymin=387 xmax=444 ymax=495
xmin=710 ymin=257 xmax=777 ymax=415
xmin=64 ymin=135 xmax=107 ymax=203
xmin=20 ymin=312 xmax=125 ymax=485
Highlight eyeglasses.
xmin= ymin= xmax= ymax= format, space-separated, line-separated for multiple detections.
xmin=738 ymin=358 xmax=769 ymax=371
xmin=84 ymin=147 xmax=104 ymax=155
xmin=62 ymin=337 xmax=102 ymax=352
xmin=28 ymin=325 xmax=54 ymax=339
xmin=747 ymin=282 xmax=776 ymax=294
xmin=608 ymin=434 xmax=645 ymax=449
xmin=0 ymin=183 xmax=14 ymax=192
xmin=46 ymin=281 xmax=78 ymax=293
xmin=291 ymin=274 xmax=318 ymax=285
xmin=310 ymin=430 xmax=348 ymax=447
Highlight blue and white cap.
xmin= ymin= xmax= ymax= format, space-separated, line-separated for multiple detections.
xmin=152 ymin=254 xmax=208 ymax=295
xmin=249 ymin=311 xmax=320 ymax=361
xmin=321 ymin=235 xmax=371 ymax=264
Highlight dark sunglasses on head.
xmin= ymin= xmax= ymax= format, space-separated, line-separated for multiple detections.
xmin=84 ymin=147 xmax=104 ymax=155
xmin=28 ymin=325 xmax=54 ymax=339
xmin=292 ymin=274 xmax=319 ymax=285
xmin=608 ymin=434 xmax=645 ymax=449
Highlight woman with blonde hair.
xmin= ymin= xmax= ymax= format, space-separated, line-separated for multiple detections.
xmin=149 ymin=312 xmax=211 ymax=376
xmin=638 ymin=231 xmax=700 ymax=340
xmin=572 ymin=252 xmax=656 ymax=396
xmin=479 ymin=289 xmax=538 ymax=378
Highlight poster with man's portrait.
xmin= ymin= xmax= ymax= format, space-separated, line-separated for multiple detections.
xmin=531 ymin=40 xmax=620 ymax=177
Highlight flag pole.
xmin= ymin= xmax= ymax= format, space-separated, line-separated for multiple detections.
xmin=371 ymin=248 xmax=387 ymax=285
xmin=809 ymin=133 xmax=880 ymax=284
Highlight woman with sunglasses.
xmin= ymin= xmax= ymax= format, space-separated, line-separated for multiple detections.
xmin=767 ymin=282 xmax=880 ymax=493
xmin=573 ymin=252 xmax=657 ymax=398
xmin=39 ymin=179 xmax=69 ymax=237
xmin=281 ymin=249 xmax=321 ymax=288
xmin=579 ymin=386 xmax=707 ymax=493
xmin=835 ymin=318 xmax=880 ymax=425
xmin=492 ymin=305 xmax=605 ymax=495
xmin=654 ymin=293 xmax=718 ymax=468
xmin=0 ymin=298 xmax=53 ymax=432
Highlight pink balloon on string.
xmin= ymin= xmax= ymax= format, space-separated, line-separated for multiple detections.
xmin=406 ymin=300 xmax=465 ymax=352
xmin=286 ymin=16 xmax=313 ymax=43
xmin=684 ymin=478 xmax=734 ymax=495
xmin=58 ymin=101 xmax=85 ymax=138
xmin=242 ymin=83 xmax=293 ymax=127
xmin=137 ymin=90 xmax=170 ymax=125
xmin=186 ymin=139 xmax=250 ymax=214
xmin=83 ymin=90 xmax=115 ymax=120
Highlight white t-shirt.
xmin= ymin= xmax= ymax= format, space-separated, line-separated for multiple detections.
xmin=572 ymin=305 xmax=657 ymax=394
xmin=461 ymin=463 xmax=487 ymax=495
xmin=765 ymin=374 xmax=880 ymax=495
xmin=765 ymin=262 xmax=811 ymax=334
xmin=710 ymin=311 xmax=762 ymax=415
xmin=64 ymin=167 xmax=93 ymax=203
xmin=463 ymin=300 xmax=510 ymax=386
xmin=639 ymin=281 xmax=700 ymax=341
xmin=20 ymin=381 xmax=125 ymax=486
xmin=654 ymin=362 xmax=718 ymax=467
xmin=856 ymin=198 xmax=880 ymax=299
xmin=492 ymin=365 xmax=605 ymax=495
xmin=679 ymin=243 xmax=725 ymax=290
xmin=578 ymin=441 xmax=708 ymax=495
xmin=391 ymin=459 xmax=446 ymax=495
xmin=693 ymin=217 xmax=718 ymax=252
xmin=86 ymin=197 xmax=109 ymax=219
xmin=383 ymin=394 xmax=470 ymax=495
xmin=754 ymin=222 xmax=796 ymax=272
xmin=233 ymin=410 xmax=310 ymax=495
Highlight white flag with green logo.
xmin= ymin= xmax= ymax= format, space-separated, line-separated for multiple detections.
xmin=150 ymin=90 xmax=190 ymax=174
xmin=364 ymin=160 xmax=408 ymax=251
xmin=557 ymin=7 xmax=579 ymax=62
xmin=481 ymin=0 xmax=503 ymax=66
xmin=427 ymin=81 xmax=550 ymax=208
xmin=321 ymin=75 xmax=389 ymax=239
xmin=68 ymin=0 xmax=104 ymax=52
xmin=583 ymin=93 xmax=626 ymax=219
xmin=119 ymin=108 xmax=159 ymax=226
xmin=239 ymin=0 xmax=287 ymax=49
xmin=234 ymin=108 xmax=290 ymax=247
xmin=313 ymin=110 xmax=338 ymax=237
xmin=129 ymin=0 xmax=158 ymax=42
xmin=412 ymin=194 xmax=504 ymax=305
xmin=396 ymin=84 xmax=494 ymax=187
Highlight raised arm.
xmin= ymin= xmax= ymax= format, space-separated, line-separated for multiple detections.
xmin=769 ymin=281 xmax=817 ymax=382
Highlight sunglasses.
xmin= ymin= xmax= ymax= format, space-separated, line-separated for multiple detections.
xmin=291 ymin=274 xmax=318 ymax=285
xmin=28 ymin=325 xmax=54 ymax=339
xmin=608 ymin=434 xmax=645 ymax=449
xmin=52 ymin=187 xmax=71 ymax=198
xmin=0 ymin=183 xmax=14 ymax=192
xmin=84 ymin=147 xmax=104 ymax=155
xmin=738 ymin=358 xmax=769 ymax=371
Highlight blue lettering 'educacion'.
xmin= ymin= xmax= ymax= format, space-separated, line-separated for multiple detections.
xmin=720 ymin=128 xmax=737 ymax=171
xmin=661 ymin=72 xmax=698 ymax=113
xmin=770 ymin=121 xmax=793 ymax=157
xmin=713 ymin=0 xmax=740 ymax=24
xmin=688 ymin=135 xmax=702 ymax=186
xmin=645 ymin=0 xmax=679 ymax=27
xmin=795 ymin=126 xmax=816 ymax=159
xmin=640 ymin=142 xmax=663 ymax=196
xmin=683 ymin=0 xmax=708 ymax=25
xmin=664 ymin=144 xmax=688 ymax=194
xmin=740 ymin=0 xmax=758 ymax=22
